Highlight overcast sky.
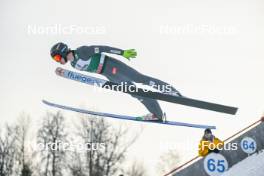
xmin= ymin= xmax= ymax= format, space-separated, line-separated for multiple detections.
xmin=1 ymin=0 xmax=264 ymax=175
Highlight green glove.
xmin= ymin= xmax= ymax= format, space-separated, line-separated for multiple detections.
xmin=122 ymin=49 xmax=137 ymax=60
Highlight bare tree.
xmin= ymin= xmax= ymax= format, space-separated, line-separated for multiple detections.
xmin=67 ymin=150 xmax=86 ymax=176
xmin=0 ymin=124 xmax=19 ymax=176
xmin=69 ymin=115 xmax=139 ymax=176
xmin=15 ymin=114 xmax=33 ymax=176
xmin=21 ymin=164 xmax=32 ymax=176
xmin=125 ymin=160 xmax=148 ymax=176
xmin=0 ymin=113 xmax=34 ymax=176
xmin=157 ymin=149 xmax=180 ymax=175
xmin=37 ymin=112 xmax=68 ymax=176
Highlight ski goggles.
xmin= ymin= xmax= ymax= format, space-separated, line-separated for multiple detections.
xmin=53 ymin=54 xmax=63 ymax=62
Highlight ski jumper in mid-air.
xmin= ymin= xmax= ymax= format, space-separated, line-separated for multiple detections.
xmin=50 ymin=42 xmax=182 ymax=121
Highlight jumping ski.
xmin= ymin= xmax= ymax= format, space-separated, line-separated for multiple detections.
xmin=42 ymin=100 xmax=216 ymax=129
xmin=55 ymin=67 xmax=238 ymax=115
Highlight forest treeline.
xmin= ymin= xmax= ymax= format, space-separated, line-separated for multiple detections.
xmin=0 ymin=111 xmax=147 ymax=176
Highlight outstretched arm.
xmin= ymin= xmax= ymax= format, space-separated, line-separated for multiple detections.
xmin=90 ymin=45 xmax=124 ymax=55
xmin=90 ymin=45 xmax=137 ymax=60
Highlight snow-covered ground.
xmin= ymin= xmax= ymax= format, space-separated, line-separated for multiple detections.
xmin=222 ymin=150 xmax=264 ymax=176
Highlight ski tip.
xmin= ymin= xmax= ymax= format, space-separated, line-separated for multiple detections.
xmin=55 ymin=67 xmax=65 ymax=76
xmin=42 ymin=99 xmax=50 ymax=105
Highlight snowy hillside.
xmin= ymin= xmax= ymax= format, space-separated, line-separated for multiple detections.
xmin=222 ymin=150 xmax=264 ymax=176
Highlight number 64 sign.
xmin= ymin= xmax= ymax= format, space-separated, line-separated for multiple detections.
xmin=203 ymin=153 xmax=228 ymax=176
xmin=240 ymin=137 xmax=257 ymax=154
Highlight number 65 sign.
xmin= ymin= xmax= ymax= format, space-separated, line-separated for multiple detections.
xmin=203 ymin=153 xmax=228 ymax=176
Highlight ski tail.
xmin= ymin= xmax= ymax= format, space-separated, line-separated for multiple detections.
xmin=42 ymin=100 xmax=216 ymax=129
